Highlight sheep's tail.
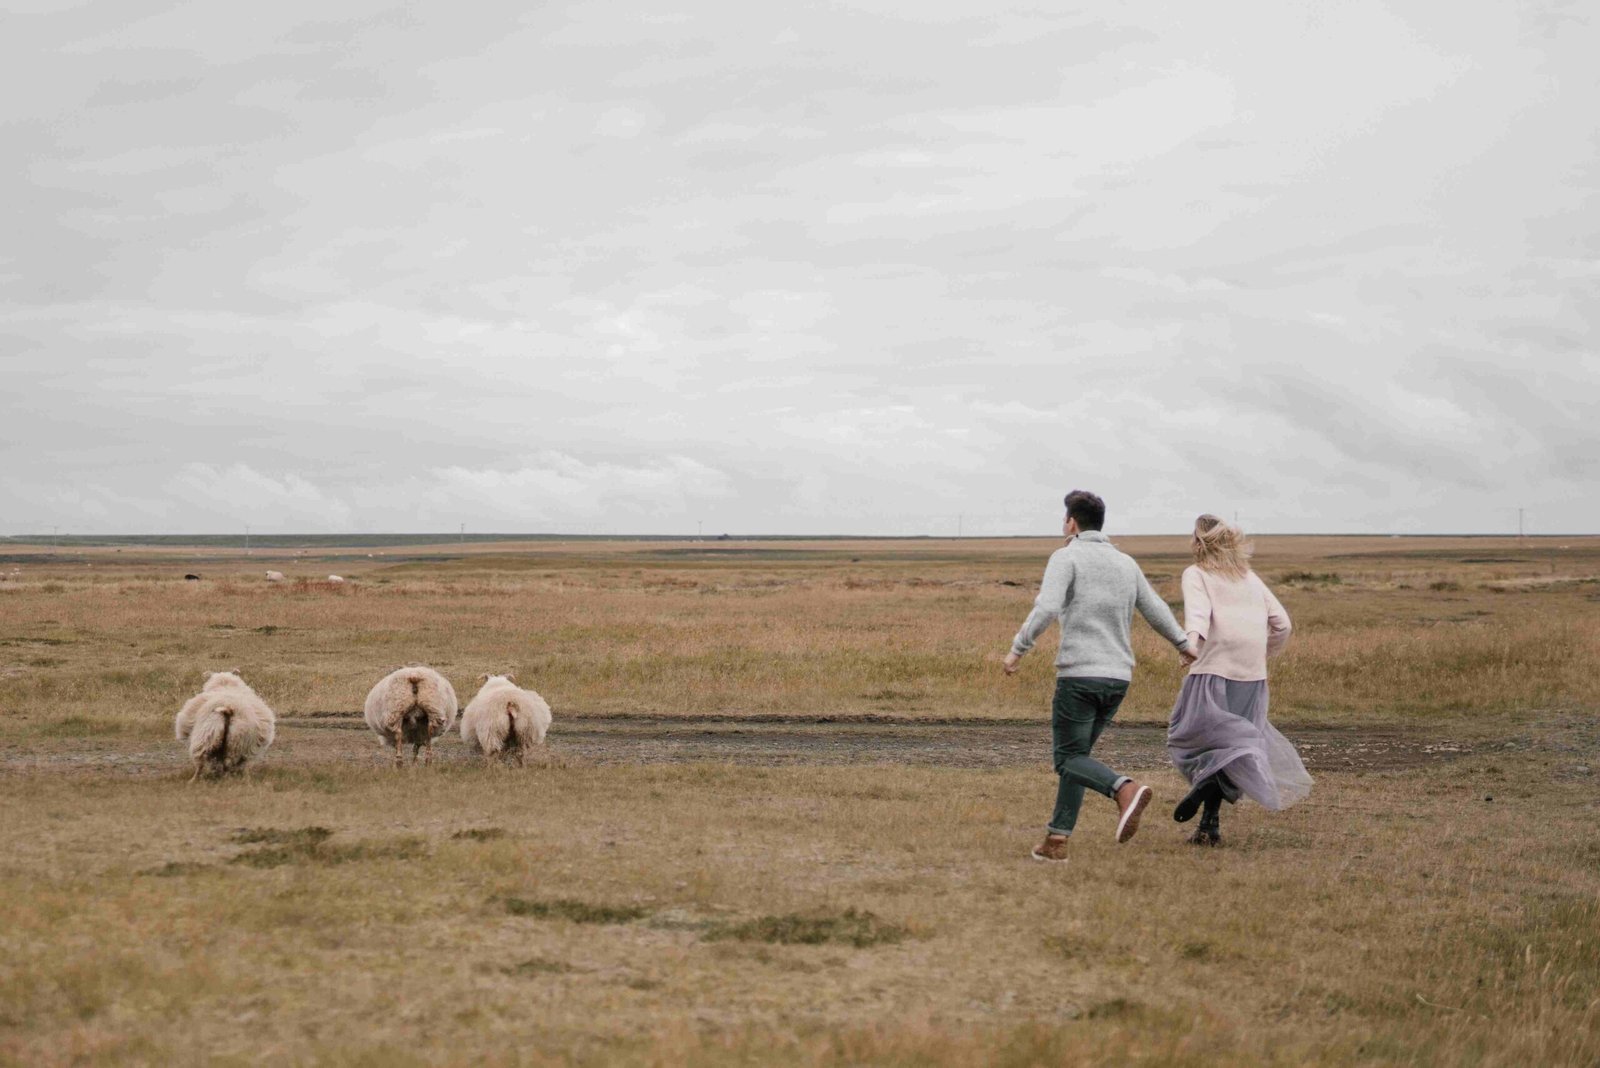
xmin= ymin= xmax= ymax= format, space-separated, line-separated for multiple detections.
xmin=190 ymin=705 xmax=234 ymax=759
xmin=391 ymin=673 xmax=427 ymax=735
xmin=504 ymin=701 xmax=523 ymax=750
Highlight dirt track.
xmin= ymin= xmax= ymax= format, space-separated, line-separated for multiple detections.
xmin=2 ymin=714 xmax=1484 ymax=776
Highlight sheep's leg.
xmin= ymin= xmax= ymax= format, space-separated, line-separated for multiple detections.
xmin=423 ymin=737 xmax=433 ymax=767
xmin=515 ymin=745 xmax=526 ymax=769
xmin=189 ymin=759 xmax=202 ymax=783
xmin=392 ymin=740 xmax=404 ymax=770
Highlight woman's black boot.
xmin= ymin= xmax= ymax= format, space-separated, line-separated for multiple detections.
xmin=1191 ymin=797 xmax=1222 ymax=846
xmin=1174 ymin=776 xmax=1223 ymax=823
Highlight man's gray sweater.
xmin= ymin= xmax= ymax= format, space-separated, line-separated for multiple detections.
xmin=1010 ymin=530 xmax=1187 ymax=681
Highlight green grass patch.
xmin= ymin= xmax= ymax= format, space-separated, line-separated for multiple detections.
xmin=706 ymin=908 xmax=909 ymax=948
xmin=503 ymin=897 xmax=648 ymax=924
xmin=230 ymin=826 xmax=334 ymax=847
xmin=1280 ymin=571 xmax=1343 ymax=585
xmin=227 ymin=827 xmax=426 ymax=868
xmin=500 ymin=957 xmax=575 ymax=976
xmin=451 ymin=827 xmax=507 ymax=841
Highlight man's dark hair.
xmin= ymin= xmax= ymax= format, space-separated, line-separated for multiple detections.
xmin=1063 ymin=489 xmax=1106 ymax=531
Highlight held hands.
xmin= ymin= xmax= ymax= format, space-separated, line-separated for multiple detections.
xmin=1178 ymin=634 xmax=1200 ymax=667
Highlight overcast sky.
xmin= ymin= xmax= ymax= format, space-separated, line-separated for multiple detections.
xmin=3 ymin=1 xmax=1595 ymax=536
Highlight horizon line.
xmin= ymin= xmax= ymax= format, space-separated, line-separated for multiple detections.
xmin=2 ymin=531 xmax=1593 ymax=543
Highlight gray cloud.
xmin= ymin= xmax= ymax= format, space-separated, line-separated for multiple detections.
xmin=3 ymin=0 xmax=1596 ymax=535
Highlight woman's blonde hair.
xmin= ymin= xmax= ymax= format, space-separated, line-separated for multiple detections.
xmin=1192 ymin=514 xmax=1252 ymax=579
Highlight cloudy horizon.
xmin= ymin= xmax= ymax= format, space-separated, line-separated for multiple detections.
xmin=4 ymin=1 xmax=1596 ymax=538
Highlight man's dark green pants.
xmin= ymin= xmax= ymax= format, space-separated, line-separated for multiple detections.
xmin=1048 ymin=676 xmax=1132 ymax=835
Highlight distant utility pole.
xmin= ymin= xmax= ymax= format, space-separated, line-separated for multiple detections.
xmin=957 ymin=514 xmax=963 ymax=538
xmin=697 ymin=520 xmax=703 ymax=539
xmin=1518 ymin=507 xmax=1525 ymax=539
xmin=460 ymin=523 xmax=465 ymax=544
xmin=245 ymin=524 xmax=250 ymax=554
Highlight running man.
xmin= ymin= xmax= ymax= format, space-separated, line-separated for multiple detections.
xmin=1003 ymin=490 xmax=1195 ymax=863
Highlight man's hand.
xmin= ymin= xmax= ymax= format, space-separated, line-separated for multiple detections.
xmin=1002 ymin=651 xmax=1022 ymax=675
xmin=1178 ymin=641 xmax=1197 ymax=667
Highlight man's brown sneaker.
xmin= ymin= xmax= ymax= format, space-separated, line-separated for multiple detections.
xmin=1031 ymin=833 xmax=1070 ymax=863
xmin=1114 ymin=782 xmax=1152 ymax=843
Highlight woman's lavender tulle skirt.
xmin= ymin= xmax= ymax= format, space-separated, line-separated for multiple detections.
xmin=1167 ymin=674 xmax=1312 ymax=811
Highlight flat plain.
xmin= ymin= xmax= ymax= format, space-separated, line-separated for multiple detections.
xmin=1 ymin=534 xmax=1596 ymax=1066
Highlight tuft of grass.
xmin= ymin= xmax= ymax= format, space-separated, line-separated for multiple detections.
xmin=1430 ymin=580 xmax=1462 ymax=592
xmin=139 ymin=861 xmax=211 ymax=877
xmin=503 ymin=897 xmax=648 ymax=924
xmin=500 ymin=957 xmax=574 ymax=976
xmin=1281 ymin=570 xmax=1343 ymax=585
xmin=227 ymin=827 xmax=425 ymax=868
xmin=706 ymin=907 xmax=909 ymax=948
xmin=230 ymin=826 xmax=333 ymax=847
xmin=450 ymin=827 xmax=507 ymax=841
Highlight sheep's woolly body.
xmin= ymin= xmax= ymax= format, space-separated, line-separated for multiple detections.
xmin=460 ymin=676 xmax=552 ymax=766
xmin=174 ymin=671 xmax=276 ymax=779
xmin=364 ymin=665 xmax=458 ymax=767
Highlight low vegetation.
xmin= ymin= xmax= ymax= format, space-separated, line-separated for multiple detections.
xmin=0 ymin=535 xmax=1596 ymax=1064
xmin=0 ymin=752 xmax=1594 ymax=1065
xmin=1 ymin=535 xmax=1596 ymax=730
xmin=705 ymin=908 xmax=910 ymax=948
xmin=504 ymin=898 xmax=650 ymax=925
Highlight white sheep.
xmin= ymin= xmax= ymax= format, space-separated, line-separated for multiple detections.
xmin=327 ymin=575 xmax=345 ymax=584
xmin=264 ymin=570 xmax=285 ymax=582
xmin=364 ymin=665 xmax=458 ymax=768
xmin=174 ymin=670 xmax=276 ymax=781
xmin=460 ymin=674 xmax=553 ymax=767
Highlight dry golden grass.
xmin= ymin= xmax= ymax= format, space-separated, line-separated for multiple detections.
xmin=0 ymin=751 xmax=1595 ymax=1066
xmin=0 ymin=535 xmax=1597 ymax=1065
xmin=1 ymin=535 xmax=1596 ymax=733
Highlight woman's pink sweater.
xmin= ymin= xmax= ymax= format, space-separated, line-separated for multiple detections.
xmin=1182 ymin=565 xmax=1292 ymax=682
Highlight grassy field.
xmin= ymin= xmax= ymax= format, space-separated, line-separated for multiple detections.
xmin=1 ymin=535 xmax=1597 ymax=1065
xmin=2 ymin=535 xmax=1597 ymax=731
